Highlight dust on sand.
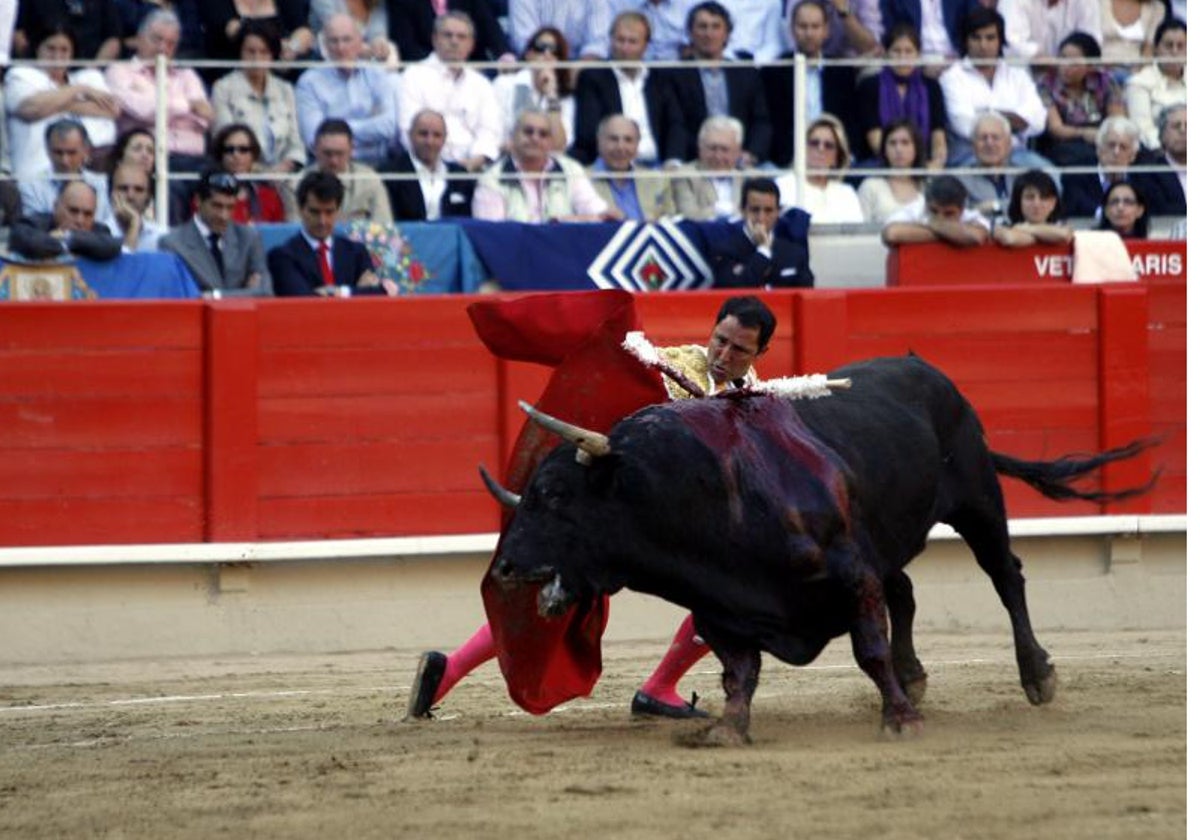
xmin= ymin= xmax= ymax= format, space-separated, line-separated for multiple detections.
xmin=0 ymin=629 xmax=1184 ymax=839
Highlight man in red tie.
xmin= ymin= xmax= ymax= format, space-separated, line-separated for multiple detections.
xmin=267 ymin=171 xmax=398 ymax=296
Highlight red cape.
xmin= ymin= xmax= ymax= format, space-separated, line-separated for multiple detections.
xmin=468 ymin=290 xmax=670 ymax=714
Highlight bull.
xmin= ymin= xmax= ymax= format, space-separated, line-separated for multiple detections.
xmin=487 ymin=355 xmax=1152 ymax=745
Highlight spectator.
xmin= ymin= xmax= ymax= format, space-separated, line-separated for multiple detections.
xmin=1097 ymin=180 xmax=1149 ymax=238
xmin=0 ymin=179 xmax=22 ymax=228
xmin=201 ymin=0 xmax=314 ymax=71
xmin=997 ymin=0 xmax=1101 ymax=62
xmin=387 ymin=0 xmax=512 ymax=62
xmin=159 ymin=170 xmax=272 ymax=297
xmin=992 ymin=168 xmax=1074 ymax=246
xmin=856 ymin=119 xmax=925 ymax=223
xmin=1100 ymin=0 xmax=1165 ymax=71
xmin=10 ymin=180 xmax=123 ymax=261
xmin=473 ymin=110 xmax=617 ymax=222
xmin=606 ymin=0 xmax=698 ymax=61
xmin=717 ymin=0 xmax=791 ymax=61
xmin=492 ymin=26 xmax=575 ymax=152
xmin=784 ymin=113 xmax=864 ymax=224
xmin=205 ymin=123 xmax=288 ymax=223
xmin=211 ymin=20 xmax=308 ymax=176
xmin=382 ymin=110 xmax=476 ymax=220
xmin=1060 ymin=115 xmax=1160 ymax=218
xmin=857 ymin=22 xmax=949 ymax=169
xmin=881 ymin=173 xmax=989 ymax=245
xmin=106 ymin=10 xmax=213 ymax=170
xmin=589 ymin=114 xmax=676 ymax=222
xmin=269 ymin=169 xmax=399 ymax=296
xmin=19 ymin=120 xmax=113 ymax=220
xmin=507 ymin=0 xmax=609 ymax=59
xmin=5 ymin=25 xmax=119 ymax=180
xmin=1146 ymin=103 xmax=1185 ymax=215
xmin=710 ymin=178 xmax=815 ymax=288
xmin=395 ymin=12 xmax=503 ymax=172
xmin=783 ymin=0 xmax=884 ymax=58
xmin=939 ymin=7 xmax=1047 ymax=164
xmin=672 ymin=1 xmax=772 ymax=166
xmin=1125 ymin=19 xmax=1186 ymax=151
xmin=107 ymin=127 xmax=160 ymax=221
xmin=570 ymin=11 xmax=687 ymax=166
xmin=672 ymin=115 xmax=744 ymax=220
xmin=105 ymin=161 xmax=165 ymax=252
xmin=114 ymin=0 xmax=205 ymax=59
xmin=14 ymin=0 xmax=122 ymax=61
xmin=311 ymin=0 xmax=400 ymax=67
xmin=958 ymin=110 xmax=1057 ymax=217
xmin=1037 ymin=31 xmax=1125 ymax=167
xmin=296 ymin=14 xmax=399 ymax=167
xmin=762 ymin=0 xmax=861 ymax=167
xmin=303 ymin=118 xmax=395 ymax=224
xmin=879 ymin=0 xmax=979 ymax=63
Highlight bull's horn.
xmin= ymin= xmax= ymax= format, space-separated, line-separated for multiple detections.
xmin=478 ymin=464 xmax=521 ymax=508
xmin=518 ymin=400 xmax=611 ymax=458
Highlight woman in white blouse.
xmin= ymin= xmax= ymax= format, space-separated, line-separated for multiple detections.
xmin=856 ymin=119 xmax=925 ymax=224
xmin=799 ymin=113 xmax=863 ymax=225
xmin=211 ymin=20 xmax=308 ymax=176
xmin=5 ymin=26 xmax=118 ymax=179
xmin=1125 ymin=19 xmax=1186 ymax=150
xmin=492 ymin=26 xmax=575 ymax=153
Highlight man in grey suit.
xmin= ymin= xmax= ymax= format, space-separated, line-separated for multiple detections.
xmin=158 ymin=171 xmax=271 ymax=298
xmin=672 ymin=115 xmax=744 ymax=220
xmin=588 ymin=115 xmax=676 ymax=222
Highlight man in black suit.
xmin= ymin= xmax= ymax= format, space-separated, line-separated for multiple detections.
xmin=381 ymin=110 xmax=476 ymax=221
xmin=671 ymin=1 xmax=772 ymax=166
xmin=268 ymin=171 xmax=398 ymax=297
xmin=710 ymin=178 xmax=814 ymax=288
xmin=569 ymin=11 xmax=687 ymax=166
xmin=1143 ymin=103 xmax=1186 ymax=217
xmin=762 ymin=0 xmax=860 ymax=167
xmin=9 ymin=180 xmax=122 ymax=262
xmin=1061 ymin=116 xmax=1165 ymax=219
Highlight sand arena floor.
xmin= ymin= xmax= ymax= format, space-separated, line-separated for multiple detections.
xmin=0 ymin=628 xmax=1184 ymax=839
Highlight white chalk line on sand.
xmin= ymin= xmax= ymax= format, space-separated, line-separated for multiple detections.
xmin=0 ymin=648 xmax=1180 ymax=720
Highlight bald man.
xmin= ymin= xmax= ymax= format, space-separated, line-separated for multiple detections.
xmin=10 ymin=180 xmax=123 ymax=261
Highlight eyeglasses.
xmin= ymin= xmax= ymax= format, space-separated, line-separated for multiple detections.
xmin=521 ymin=126 xmax=551 ymax=138
xmin=807 ymin=137 xmax=837 ymax=151
xmin=531 ymin=40 xmax=558 ymax=54
xmin=223 ymin=144 xmax=253 ymax=154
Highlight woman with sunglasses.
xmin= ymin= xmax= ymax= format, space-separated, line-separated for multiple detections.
xmin=204 ymin=122 xmax=287 ymax=223
xmin=795 ymin=113 xmax=863 ymax=224
xmin=1097 ymin=180 xmax=1150 ymax=239
xmin=492 ymin=27 xmax=574 ymax=152
xmin=4 ymin=25 xmax=119 ymax=179
xmin=993 ymin=169 xmax=1073 ymax=248
xmin=212 ymin=20 xmax=307 ymax=176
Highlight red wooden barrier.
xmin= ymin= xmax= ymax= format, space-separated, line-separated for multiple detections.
xmin=0 ymin=285 xmax=1179 ymax=547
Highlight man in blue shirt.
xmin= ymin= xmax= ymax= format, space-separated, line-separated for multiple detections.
xmin=588 ymin=115 xmax=676 ymax=221
xmin=296 ymin=14 xmax=399 ymax=166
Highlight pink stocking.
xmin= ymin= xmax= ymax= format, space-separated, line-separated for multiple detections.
xmin=638 ymin=614 xmax=711 ymax=705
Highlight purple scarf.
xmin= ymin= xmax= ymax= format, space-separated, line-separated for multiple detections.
xmin=878 ymin=67 xmax=931 ymax=142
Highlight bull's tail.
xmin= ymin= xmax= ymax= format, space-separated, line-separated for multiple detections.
xmin=990 ymin=438 xmax=1160 ymax=504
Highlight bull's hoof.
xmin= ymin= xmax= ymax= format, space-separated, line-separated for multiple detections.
xmin=880 ymin=705 xmax=924 ymax=740
xmin=673 ymin=720 xmax=751 ymax=748
xmin=903 ymin=674 xmax=928 ymax=707
xmin=1023 ymin=665 xmax=1057 ymax=705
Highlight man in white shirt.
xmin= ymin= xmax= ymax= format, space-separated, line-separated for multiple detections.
xmin=996 ymin=0 xmax=1101 ymax=63
xmin=882 ymin=174 xmax=989 ymax=246
xmin=395 ymin=12 xmax=503 ymax=173
xmin=938 ymin=7 xmax=1046 ymax=164
xmin=19 ymin=119 xmax=112 ymax=220
xmin=105 ymin=162 xmax=164 ymax=252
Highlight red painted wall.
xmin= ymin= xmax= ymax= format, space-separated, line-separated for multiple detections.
xmin=0 ymin=282 xmax=1179 ymax=547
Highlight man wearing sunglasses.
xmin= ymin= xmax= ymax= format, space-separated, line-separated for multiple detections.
xmin=159 ymin=171 xmax=271 ymax=298
xmin=473 ymin=110 xmax=619 ymax=223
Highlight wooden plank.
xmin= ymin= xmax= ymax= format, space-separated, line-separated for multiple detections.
xmin=256 ymin=297 xmax=483 ymax=349
xmin=0 ymin=449 xmax=201 ymax=500
xmin=0 ymin=497 xmax=203 ymax=545
xmin=258 ymin=344 xmax=497 ymax=397
xmin=257 ymin=437 xmax=498 ymax=495
xmin=0 ymin=349 xmax=202 ymax=398
xmin=257 ymin=491 xmax=499 ymax=539
xmin=258 ymin=392 xmax=497 ymax=443
xmin=846 ymin=287 xmax=1098 ymax=335
xmin=843 ymin=333 xmax=1096 ymax=381
xmin=0 ymin=398 xmax=202 ymax=448
xmin=0 ymin=303 xmax=201 ymax=350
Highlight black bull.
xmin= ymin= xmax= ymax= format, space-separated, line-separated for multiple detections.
xmin=490 ymin=355 xmax=1152 ymax=744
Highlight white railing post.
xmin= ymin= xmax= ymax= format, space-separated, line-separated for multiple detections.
xmin=154 ymin=53 xmax=170 ymax=230
xmin=792 ymin=52 xmax=807 ymax=207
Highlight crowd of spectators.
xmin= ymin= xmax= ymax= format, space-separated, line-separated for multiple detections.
xmin=0 ymin=0 xmax=1186 ymax=294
